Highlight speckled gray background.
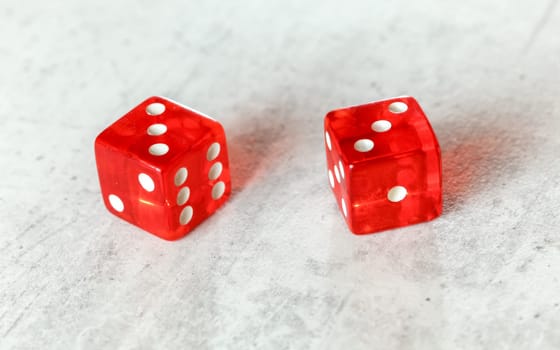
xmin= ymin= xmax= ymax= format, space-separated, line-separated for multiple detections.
xmin=1 ymin=0 xmax=559 ymax=349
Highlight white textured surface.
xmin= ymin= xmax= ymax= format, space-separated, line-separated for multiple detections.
xmin=1 ymin=0 xmax=560 ymax=349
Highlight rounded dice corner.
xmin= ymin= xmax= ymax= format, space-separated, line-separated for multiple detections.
xmin=323 ymin=109 xmax=338 ymax=122
xmin=347 ymin=226 xmax=376 ymax=236
xmin=146 ymin=95 xmax=182 ymax=104
xmin=94 ymin=127 xmax=110 ymax=149
xmin=128 ymin=223 xmax=191 ymax=241
xmin=153 ymin=230 xmax=191 ymax=242
xmin=144 ymin=95 xmax=167 ymax=102
xmin=93 ymin=132 xmax=102 ymax=147
xmin=215 ymin=122 xmax=228 ymax=136
xmin=323 ymin=108 xmax=352 ymax=128
xmin=377 ymin=95 xmax=417 ymax=106
xmin=390 ymin=95 xmax=415 ymax=102
xmin=345 ymin=211 xmax=443 ymax=235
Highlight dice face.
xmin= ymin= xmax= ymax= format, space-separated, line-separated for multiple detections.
xmin=95 ymin=97 xmax=231 ymax=240
xmin=324 ymin=96 xmax=442 ymax=234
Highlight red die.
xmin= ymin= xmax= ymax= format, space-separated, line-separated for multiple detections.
xmin=324 ymin=96 xmax=442 ymax=234
xmin=95 ymin=96 xmax=231 ymax=240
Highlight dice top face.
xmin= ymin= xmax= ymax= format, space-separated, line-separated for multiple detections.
xmin=324 ymin=96 xmax=442 ymax=234
xmin=325 ymin=97 xmax=438 ymax=164
xmin=95 ymin=97 xmax=231 ymax=240
xmin=97 ymin=98 xmax=222 ymax=168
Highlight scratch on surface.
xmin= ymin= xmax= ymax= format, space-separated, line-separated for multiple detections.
xmin=315 ymin=292 xmax=352 ymax=349
xmin=18 ymin=214 xmax=49 ymax=238
xmin=251 ymin=297 xmax=291 ymax=347
xmin=334 ymin=292 xmax=350 ymax=316
xmin=16 ymin=232 xmax=56 ymax=259
xmin=522 ymin=0 xmax=558 ymax=52
xmin=2 ymin=292 xmax=41 ymax=338
xmin=3 ymin=312 xmax=26 ymax=338
xmin=260 ymin=298 xmax=289 ymax=328
xmin=16 ymin=214 xmax=75 ymax=259
xmin=0 ymin=214 xmax=49 ymax=253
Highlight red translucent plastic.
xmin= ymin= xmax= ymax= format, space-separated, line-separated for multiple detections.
xmin=95 ymin=96 xmax=231 ymax=240
xmin=324 ymin=96 xmax=442 ymax=234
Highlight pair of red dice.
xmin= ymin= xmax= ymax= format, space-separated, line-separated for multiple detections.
xmin=95 ymin=96 xmax=442 ymax=240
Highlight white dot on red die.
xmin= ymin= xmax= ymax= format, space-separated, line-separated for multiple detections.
xmin=147 ymin=123 xmax=167 ymax=136
xmin=334 ymin=166 xmax=341 ymax=183
xmin=149 ymin=143 xmax=169 ymax=156
xmin=338 ymin=160 xmax=345 ymax=179
xmin=328 ymin=170 xmax=335 ymax=188
xmin=177 ymin=187 xmax=190 ymax=205
xmin=207 ymin=142 xmax=221 ymax=161
xmin=179 ymin=206 xmax=193 ymax=225
xmin=325 ymin=131 xmax=332 ymax=151
xmin=341 ymin=198 xmax=348 ymax=217
xmin=354 ymin=139 xmax=374 ymax=152
xmin=372 ymin=120 xmax=392 ymax=132
xmin=212 ymin=181 xmax=226 ymax=200
xmin=108 ymin=194 xmax=124 ymax=212
xmin=388 ymin=186 xmax=408 ymax=202
xmin=138 ymin=173 xmax=155 ymax=192
xmin=174 ymin=167 xmax=188 ymax=186
xmin=208 ymin=162 xmax=223 ymax=180
xmin=146 ymin=102 xmax=166 ymax=116
xmin=388 ymin=102 xmax=408 ymax=114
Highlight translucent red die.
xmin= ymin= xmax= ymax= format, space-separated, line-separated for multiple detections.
xmin=324 ymin=96 xmax=442 ymax=234
xmin=95 ymin=96 xmax=231 ymax=240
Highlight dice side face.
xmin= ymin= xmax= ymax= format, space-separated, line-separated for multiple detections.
xmin=324 ymin=130 xmax=352 ymax=228
xmin=95 ymin=96 xmax=231 ymax=241
xmin=162 ymin=126 xmax=231 ymax=240
xmin=348 ymin=150 xmax=442 ymax=234
xmin=95 ymin=139 xmax=172 ymax=237
xmin=201 ymin=129 xmax=232 ymax=216
xmin=324 ymin=96 xmax=442 ymax=234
